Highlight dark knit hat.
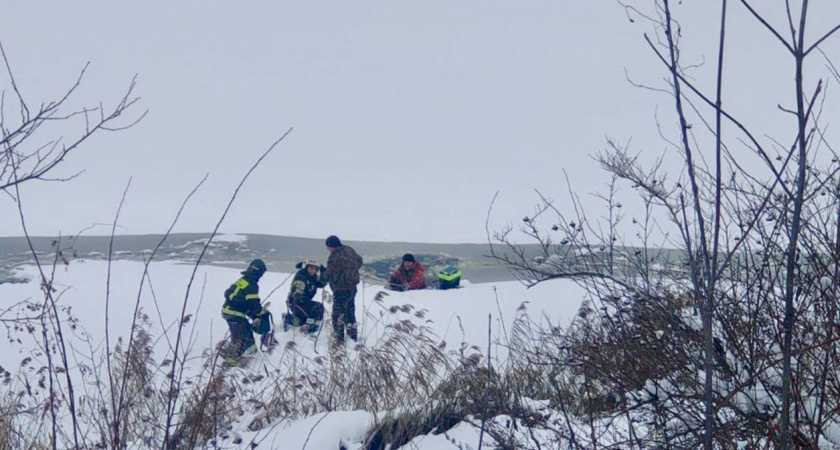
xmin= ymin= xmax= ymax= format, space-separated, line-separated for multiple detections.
xmin=325 ymin=235 xmax=342 ymax=248
xmin=402 ymin=253 xmax=416 ymax=263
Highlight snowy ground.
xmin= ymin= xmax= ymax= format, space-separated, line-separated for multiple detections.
xmin=0 ymin=259 xmax=586 ymax=449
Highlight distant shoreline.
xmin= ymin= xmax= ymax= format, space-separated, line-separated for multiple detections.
xmin=0 ymin=233 xmax=685 ymax=286
xmin=0 ymin=233 xmax=525 ymax=285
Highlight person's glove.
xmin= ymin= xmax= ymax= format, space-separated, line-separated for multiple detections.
xmin=319 ymin=265 xmax=327 ymax=272
xmin=252 ymin=317 xmax=262 ymax=329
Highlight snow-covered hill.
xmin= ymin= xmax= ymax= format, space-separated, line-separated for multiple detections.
xmin=0 ymin=258 xmax=585 ymax=449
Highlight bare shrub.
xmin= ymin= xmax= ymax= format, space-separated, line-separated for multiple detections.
xmin=487 ymin=1 xmax=840 ymax=446
xmin=107 ymin=311 xmax=161 ymax=447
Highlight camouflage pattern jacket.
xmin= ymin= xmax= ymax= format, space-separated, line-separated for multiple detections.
xmin=325 ymin=245 xmax=363 ymax=292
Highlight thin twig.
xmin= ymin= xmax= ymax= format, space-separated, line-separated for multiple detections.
xmin=162 ymin=127 xmax=293 ymax=446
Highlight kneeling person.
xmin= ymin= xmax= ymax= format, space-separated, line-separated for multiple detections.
xmin=222 ymin=259 xmax=268 ymax=365
xmin=285 ymin=259 xmax=326 ymax=333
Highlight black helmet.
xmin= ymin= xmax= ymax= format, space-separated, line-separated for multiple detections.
xmin=242 ymin=259 xmax=267 ymax=277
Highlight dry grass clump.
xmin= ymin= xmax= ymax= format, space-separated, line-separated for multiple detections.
xmin=168 ymin=368 xmax=235 ymax=449
xmin=482 ymin=286 xmax=797 ymax=447
xmin=101 ymin=312 xmax=161 ymax=447
xmin=359 ymin=303 xmax=553 ymax=449
xmin=0 ymin=396 xmax=35 ymax=450
xmin=1 ymin=289 xmax=563 ymax=448
xmin=246 ymin=297 xmax=452 ymax=434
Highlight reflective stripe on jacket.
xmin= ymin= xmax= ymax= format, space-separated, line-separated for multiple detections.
xmin=287 ymin=268 xmax=326 ymax=316
xmin=222 ymin=276 xmax=261 ymax=320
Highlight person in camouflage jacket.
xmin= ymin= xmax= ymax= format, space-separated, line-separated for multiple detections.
xmin=324 ymin=235 xmax=363 ymax=343
xmin=221 ymin=259 xmax=266 ymax=364
xmin=286 ymin=259 xmax=326 ymax=333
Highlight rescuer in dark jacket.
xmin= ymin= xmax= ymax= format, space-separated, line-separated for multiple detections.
xmin=286 ymin=259 xmax=326 ymax=333
xmin=222 ymin=259 xmax=267 ymax=364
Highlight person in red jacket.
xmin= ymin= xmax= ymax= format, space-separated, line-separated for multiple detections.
xmin=388 ymin=253 xmax=426 ymax=291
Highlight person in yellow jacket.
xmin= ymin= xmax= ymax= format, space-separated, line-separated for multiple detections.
xmin=221 ymin=259 xmax=266 ymax=365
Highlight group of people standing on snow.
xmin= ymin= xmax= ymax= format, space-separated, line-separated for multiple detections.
xmin=221 ymin=234 xmax=425 ymax=366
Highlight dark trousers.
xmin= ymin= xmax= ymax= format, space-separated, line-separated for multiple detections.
xmin=225 ymin=317 xmax=255 ymax=359
xmin=289 ymin=299 xmax=325 ymax=323
xmin=332 ymin=289 xmax=357 ymax=341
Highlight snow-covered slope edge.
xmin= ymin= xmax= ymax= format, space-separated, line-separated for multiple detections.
xmin=0 ymin=260 xmax=585 ymax=449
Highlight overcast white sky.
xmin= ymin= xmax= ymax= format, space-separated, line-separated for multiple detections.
xmin=1 ymin=1 xmax=839 ymax=243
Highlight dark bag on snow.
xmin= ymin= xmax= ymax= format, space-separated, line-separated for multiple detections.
xmin=254 ymin=311 xmax=273 ymax=335
xmin=256 ymin=311 xmax=277 ymax=351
